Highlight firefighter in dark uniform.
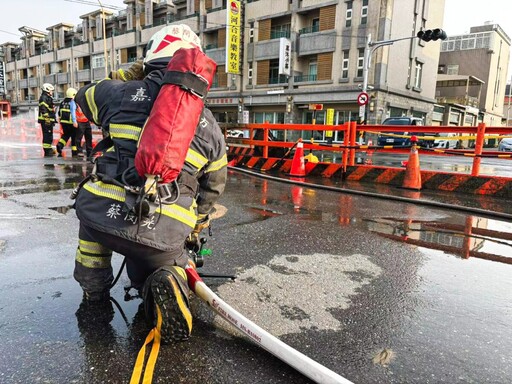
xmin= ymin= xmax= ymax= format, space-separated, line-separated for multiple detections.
xmin=56 ymin=87 xmax=79 ymax=157
xmin=73 ymin=24 xmax=227 ymax=344
xmin=37 ymin=83 xmax=56 ymax=156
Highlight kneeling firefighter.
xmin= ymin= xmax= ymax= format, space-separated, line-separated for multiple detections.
xmin=72 ymin=24 xmax=227 ymax=343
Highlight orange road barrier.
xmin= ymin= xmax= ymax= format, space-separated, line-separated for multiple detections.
xmin=402 ymin=136 xmax=422 ymax=190
xmin=289 ymin=138 xmax=306 ymax=177
xmin=471 ymin=122 xmax=486 ymax=176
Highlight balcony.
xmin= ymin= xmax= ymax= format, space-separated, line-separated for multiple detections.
xmin=252 ymin=39 xmax=280 ymax=61
xmin=57 ymin=72 xmax=69 ymax=84
xmin=29 ymin=77 xmax=39 ymax=87
xmin=299 ymin=25 xmax=320 ymax=35
xmin=205 ymin=47 xmax=226 ymax=65
xmin=297 ymin=30 xmax=336 ymax=56
xmin=77 ymin=69 xmax=91 ymax=83
xmin=269 ymin=75 xmax=288 ymax=85
xmin=270 ymin=29 xmax=291 ymax=40
xmin=294 ymin=74 xmax=317 ymax=83
xmin=204 ymin=43 xmax=218 ymax=50
xmin=436 ymin=95 xmax=480 ymax=107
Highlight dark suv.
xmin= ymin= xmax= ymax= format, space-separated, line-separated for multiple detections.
xmin=377 ymin=117 xmax=431 ymax=147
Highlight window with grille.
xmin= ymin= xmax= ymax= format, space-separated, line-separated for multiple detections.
xmin=357 ymin=48 xmax=364 ymax=77
xmin=92 ymin=54 xmax=105 ymax=69
xmin=361 ymin=0 xmax=368 ymax=25
xmin=309 ymin=59 xmax=318 ymax=81
xmin=414 ymin=60 xmax=423 ymax=89
xmin=342 ymin=50 xmax=349 ymax=79
xmin=447 ymin=64 xmax=459 ymax=75
xmin=346 ymin=1 xmax=353 ymax=27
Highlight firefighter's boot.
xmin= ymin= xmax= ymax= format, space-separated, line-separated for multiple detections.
xmin=56 ymin=142 xmax=64 ymax=157
xmin=143 ymin=266 xmax=192 ymax=344
xmin=44 ymin=148 xmax=55 ymax=157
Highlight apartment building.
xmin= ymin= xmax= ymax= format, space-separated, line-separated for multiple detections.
xmin=1 ymin=0 xmax=445 ymax=134
xmin=436 ymin=23 xmax=511 ymax=127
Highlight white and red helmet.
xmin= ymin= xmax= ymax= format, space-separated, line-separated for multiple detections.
xmin=143 ymin=24 xmax=201 ymax=73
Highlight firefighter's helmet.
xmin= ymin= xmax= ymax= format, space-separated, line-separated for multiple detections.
xmin=42 ymin=83 xmax=55 ymax=93
xmin=66 ymin=87 xmax=77 ymax=98
xmin=143 ymin=24 xmax=201 ymax=73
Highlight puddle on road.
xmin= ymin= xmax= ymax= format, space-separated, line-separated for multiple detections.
xmin=364 ymin=216 xmax=512 ymax=265
xmin=0 ymin=163 xmax=90 ymax=197
xmin=49 ymin=205 xmax=74 ymax=214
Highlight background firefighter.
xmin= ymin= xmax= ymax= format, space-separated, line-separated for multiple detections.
xmin=37 ymin=83 xmax=56 ymax=157
xmin=75 ymin=103 xmax=94 ymax=160
xmin=56 ymin=87 xmax=79 ymax=157
xmin=73 ymin=24 xmax=227 ymax=344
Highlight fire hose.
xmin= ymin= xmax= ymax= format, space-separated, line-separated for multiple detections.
xmin=130 ymin=240 xmax=353 ymax=384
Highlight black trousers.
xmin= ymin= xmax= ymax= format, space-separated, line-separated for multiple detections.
xmin=74 ymin=223 xmax=189 ymax=295
xmin=40 ymin=122 xmax=54 ymax=153
xmin=57 ymin=123 xmax=78 ymax=155
xmin=76 ymin=121 xmax=93 ymax=156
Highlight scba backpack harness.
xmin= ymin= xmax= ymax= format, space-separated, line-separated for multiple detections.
xmin=72 ymin=47 xmax=216 ymax=248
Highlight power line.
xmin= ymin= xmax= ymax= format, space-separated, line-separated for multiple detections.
xmin=64 ymin=0 xmax=124 ymax=11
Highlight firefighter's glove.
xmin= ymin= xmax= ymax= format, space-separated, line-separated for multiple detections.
xmin=109 ymin=60 xmax=144 ymax=81
xmin=194 ymin=214 xmax=210 ymax=234
xmin=186 ymin=232 xmax=201 ymax=253
xmin=185 ymin=215 xmax=210 ymax=252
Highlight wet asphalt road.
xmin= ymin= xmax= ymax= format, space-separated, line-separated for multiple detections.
xmin=1 ymin=116 xmax=512 ymax=384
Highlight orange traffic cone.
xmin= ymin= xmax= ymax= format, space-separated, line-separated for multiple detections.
xmin=402 ymin=136 xmax=421 ymax=190
xmin=289 ymin=139 xmax=305 ymax=177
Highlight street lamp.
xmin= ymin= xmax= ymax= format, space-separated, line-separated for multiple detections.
xmin=360 ymin=29 xmax=448 ymax=121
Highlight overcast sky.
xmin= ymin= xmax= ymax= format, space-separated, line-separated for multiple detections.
xmin=1 ymin=1 xmax=511 ymax=69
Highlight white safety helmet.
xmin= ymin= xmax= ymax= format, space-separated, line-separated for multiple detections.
xmin=143 ymin=24 xmax=202 ymax=73
xmin=42 ymin=83 xmax=55 ymax=93
xmin=66 ymin=87 xmax=77 ymax=98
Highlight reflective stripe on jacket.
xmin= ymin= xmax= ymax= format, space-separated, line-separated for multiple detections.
xmin=38 ymin=92 xmax=55 ymax=123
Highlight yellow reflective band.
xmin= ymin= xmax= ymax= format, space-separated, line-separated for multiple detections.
xmin=109 ymin=123 xmax=142 ymax=141
xmin=173 ymin=266 xmax=187 ymax=281
xmin=156 ymin=203 xmax=197 ymax=228
xmin=75 ymin=249 xmax=112 ymax=268
xmin=83 ymin=181 xmax=126 ymax=202
xmin=119 ymin=69 xmax=128 ymax=81
xmin=206 ymin=154 xmax=228 ymax=173
xmin=39 ymin=102 xmax=50 ymax=108
xmin=169 ymin=276 xmax=193 ymax=333
xmin=185 ymin=148 xmax=208 ymax=170
xmin=59 ymin=138 xmax=67 ymax=145
xmin=78 ymin=239 xmax=111 ymax=255
xmin=43 ymin=143 xmax=52 ymax=149
xmin=85 ymin=85 xmax=98 ymax=123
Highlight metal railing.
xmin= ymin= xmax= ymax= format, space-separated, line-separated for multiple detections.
xmin=299 ymin=25 xmax=320 ymax=35
xmin=294 ymin=74 xmax=317 ymax=82
xmin=223 ymin=122 xmax=512 ymax=176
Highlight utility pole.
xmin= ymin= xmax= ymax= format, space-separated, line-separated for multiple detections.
xmin=64 ymin=0 xmax=124 ymax=78
xmin=507 ymin=75 xmax=512 ymax=125
xmin=98 ymin=0 xmax=109 ymax=78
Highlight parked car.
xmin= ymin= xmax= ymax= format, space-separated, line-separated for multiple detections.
xmin=377 ymin=117 xmax=431 ymax=147
xmin=433 ymin=133 xmax=461 ymax=149
xmin=227 ymin=129 xmax=244 ymax=138
xmin=498 ymin=137 xmax=512 ymax=151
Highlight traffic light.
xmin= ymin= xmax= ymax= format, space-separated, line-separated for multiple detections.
xmin=417 ymin=28 xmax=447 ymax=42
